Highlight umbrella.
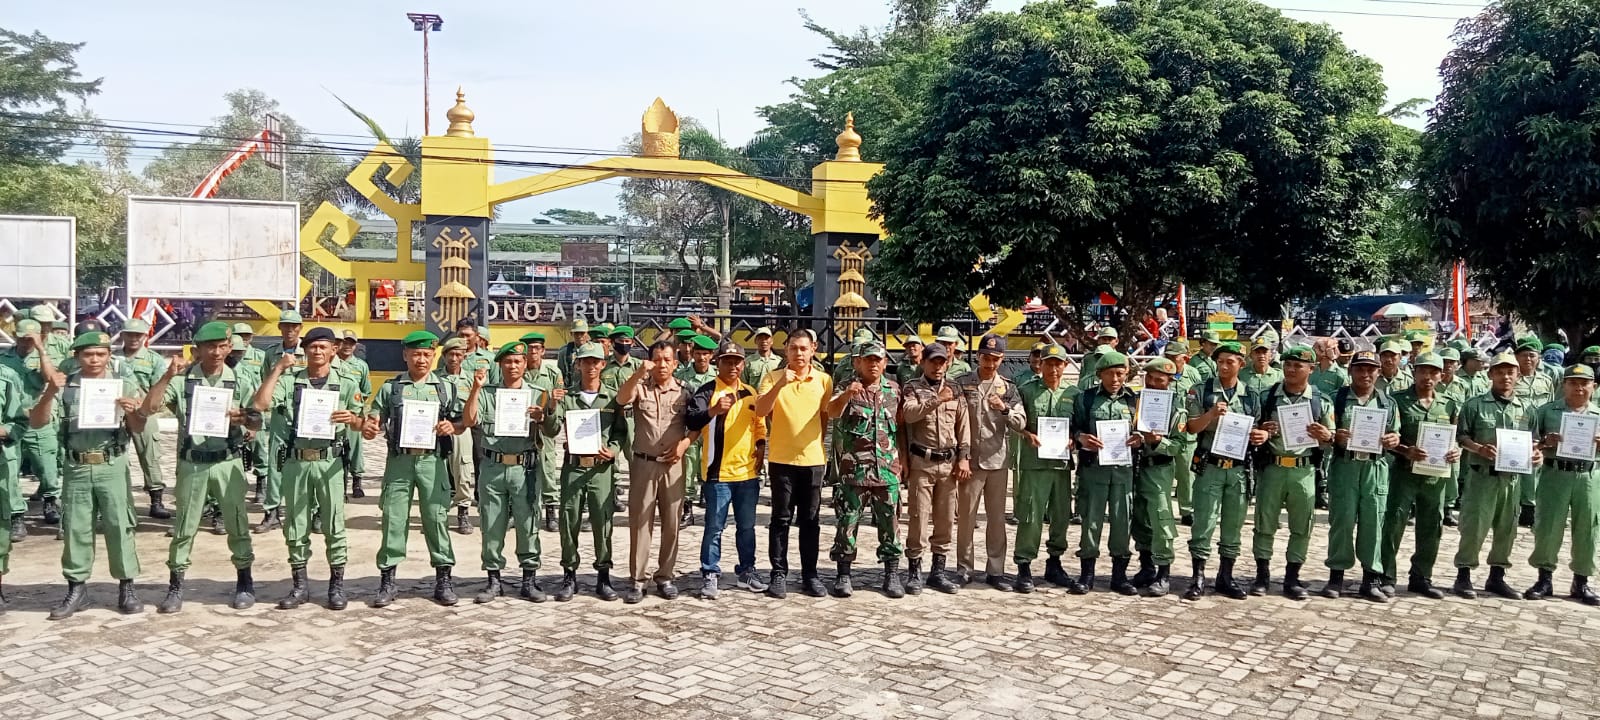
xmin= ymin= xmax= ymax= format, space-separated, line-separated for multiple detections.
xmin=1372 ymin=302 xmax=1430 ymax=319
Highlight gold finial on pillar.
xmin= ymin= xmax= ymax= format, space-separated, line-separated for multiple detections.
xmin=641 ymin=97 xmax=680 ymax=158
xmin=835 ymin=112 xmax=862 ymax=162
xmin=444 ymin=87 xmax=476 ymax=137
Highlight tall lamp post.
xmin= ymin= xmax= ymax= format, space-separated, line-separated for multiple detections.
xmin=406 ymin=12 xmax=444 ymax=135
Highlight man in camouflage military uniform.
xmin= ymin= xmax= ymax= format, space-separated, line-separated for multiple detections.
xmin=1522 ymin=364 xmax=1600 ymax=605
xmin=114 ymin=319 xmax=171 ymax=519
xmin=825 ymin=341 xmax=906 ymax=599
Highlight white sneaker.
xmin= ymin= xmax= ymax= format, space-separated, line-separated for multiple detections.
xmin=701 ymin=574 xmax=721 ymax=599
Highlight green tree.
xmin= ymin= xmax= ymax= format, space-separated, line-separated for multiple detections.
xmin=0 ymin=28 xmax=101 ymax=165
xmin=616 ymin=118 xmax=729 ymax=302
xmin=1416 ymin=0 xmax=1600 ymax=343
xmin=867 ymin=0 xmax=1407 ymax=339
xmin=535 ymin=208 xmax=618 ymax=225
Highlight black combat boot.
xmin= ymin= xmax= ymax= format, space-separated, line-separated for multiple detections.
xmin=10 ymin=514 xmax=25 ymax=543
xmin=1109 ymin=557 xmax=1136 ymax=596
xmin=206 ymin=502 xmax=225 ymax=535
xmin=1442 ymin=507 xmax=1457 ymax=527
xmin=1523 ymin=568 xmax=1555 ymax=600
xmin=553 ymin=570 xmax=578 ymax=602
xmin=117 ymin=579 xmax=143 ymax=614
xmin=831 ymin=561 xmax=854 ymax=598
xmin=1249 ymin=558 xmax=1271 ymax=596
xmin=881 ymin=560 xmax=906 ymax=599
xmin=372 ymin=566 xmax=398 ymax=607
xmin=310 ymin=510 xmax=321 ymax=534
xmin=1283 ymin=563 xmax=1308 ymax=601
xmin=1043 ymin=556 xmax=1072 ymax=587
xmin=48 ymin=581 xmax=88 ymax=620
xmin=1321 ymin=569 xmax=1345 ymax=599
xmin=475 ymin=570 xmax=503 ymax=604
xmin=1131 ymin=550 xmax=1157 ymax=588
xmin=1453 ymin=567 xmax=1477 ymax=599
xmin=327 ymin=566 xmax=348 ymax=610
xmin=1379 ymin=575 xmax=1397 ymax=598
xmin=232 ymin=567 xmax=256 ymax=610
xmin=595 ymin=569 xmax=618 ymax=601
xmin=1074 ymin=558 xmax=1095 ymax=595
xmin=1485 ymin=566 xmax=1520 ymax=600
xmin=1571 ymin=575 xmax=1600 ymax=606
xmin=349 ymin=474 xmax=364 ymax=499
xmin=41 ymin=497 xmax=60 ymax=525
xmin=1183 ymin=558 xmax=1207 ymax=601
xmin=1407 ymin=573 xmax=1445 ymax=599
xmin=927 ymin=555 xmax=958 ymax=594
xmin=148 ymin=490 xmax=172 ymax=520
xmin=1143 ymin=565 xmax=1170 ymax=598
xmin=903 ymin=557 xmax=923 ymax=596
xmin=542 ymin=505 xmax=558 ymax=532
xmin=158 ymin=570 xmax=185 ymax=614
xmin=277 ymin=566 xmax=310 ymax=610
xmin=455 ymin=506 xmax=473 ymax=535
xmin=1014 ymin=562 xmax=1035 ymax=594
xmin=520 ymin=569 xmax=546 ymax=602
xmin=1216 ymin=558 xmax=1247 ymax=600
xmin=1518 ymin=504 xmax=1535 ymax=528
xmin=251 ymin=508 xmax=280 ymax=534
xmin=433 ymin=566 xmax=459 ymax=606
xmin=1358 ymin=571 xmax=1389 ymax=603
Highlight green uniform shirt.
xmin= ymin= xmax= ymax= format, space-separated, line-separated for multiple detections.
xmin=1309 ymin=364 xmax=1349 ymax=397
xmin=1455 ymin=369 xmax=1490 ymax=399
xmin=1184 ymin=377 xmax=1255 ymax=456
xmin=370 ymin=373 xmax=465 ymax=447
xmin=1139 ymin=385 xmax=1191 ymax=458
xmin=1437 ymin=375 xmax=1471 ymax=408
xmin=1531 ymin=398 xmax=1600 ymax=457
xmin=337 ymin=354 xmax=373 ymax=401
xmin=113 ymin=346 xmax=166 ymax=394
xmin=601 ymin=354 xmax=643 ymax=391
xmin=674 ymin=364 xmax=717 ymax=395
xmin=1378 ymin=368 xmax=1414 ymax=395
xmin=59 ymin=372 xmax=141 ymax=453
xmin=1391 ymin=388 xmax=1458 ymax=475
xmin=1072 ymin=384 xmax=1138 ymax=463
xmin=269 ymin=367 xmax=363 ymax=450
xmin=1329 ymin=386 xmax=1401 ymax=454
xmin=1514 ymin=372 xmax=1556 ymax=410
xmin=477 ymin=382 xmax=550 ymax=454
xmin=1456 ymin=391 xmax=1532 ymax=456
xmin=741 ymin=352 xmax=783 ymax=391
xmin=1188 ymin=353 xmax=1218 ymax=384
xmin=948 ymin=358 xmax=973 ymax=379
xmin=161 ymin=364 xmax=259 ymax=455
xmin=0 ymin=364 xmax=31 ymax=456
xmin=541 ymin=384 xmax=627 ymax=456
xmin=1019 ymin=378 xmax=1079 ymax=470
xmin=526 ymin=359 xmax=564 ymax=395
xmin=1240 ymin=365 xmax=1284 ymax=397
xmin=1259 ymin=384 xmax=1334 ymax=458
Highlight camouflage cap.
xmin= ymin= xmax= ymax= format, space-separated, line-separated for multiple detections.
xmin=439 ymin=337 xmax=467 ymax=352
xmin=852 ymin=328 xmax=877 ymax=344
xmin=1564 ymin=364 xmax=1596 ymax=381
xmin=1488 ymin=351 xmax=1518 ymax=368
xmin=575 ymin=342 xmax=606 ymax=360
xmin=1143 ymin=357 xmax=1177 ymax=375
xmin=858 ymin=341 xmax=888 ymax=359
xmin=1281 ymin=345 xmax=1316 ymax=364
xmin=1412 ymin=352 xmax=1445 ymax=370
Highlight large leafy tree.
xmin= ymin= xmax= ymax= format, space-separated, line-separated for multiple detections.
xmin=868 ymin=0 xmax=1407 ymax=337
xmin=1416 ymin=0 xmax=1600 ymax=343
xmin=0 ymin=29 xmax=100 ymax=165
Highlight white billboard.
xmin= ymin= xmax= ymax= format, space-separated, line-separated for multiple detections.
xmin=126 ymin=196 xmax=300 ymax=301
xmin=0 ymin=215 xmax=75 ymax=299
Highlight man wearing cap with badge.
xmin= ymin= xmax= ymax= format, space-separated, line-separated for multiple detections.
xmin=1513 ymin=336 xmax=1556 ymax=526
xmin=142 ymin=321 xmax=264 ymax=613
xmin=336 ymin=330 xmax=372 ymax=497
xmin=542 ymin=341 xmax=628 ymax=601
xmin=741 ymin=326 xmax=782 ymax=390
xmin=1077 ymin=327 xmax=1119 ymax=391
xmin=1127 ymin=356 xmax=1189 ymax=596
xmin=252 ymin=327 xmax=368 ymax=610
xmin=934 ymin=326 xmax=972 ymax=379
xmin=1182 ymin=340 xmax=1266 ymax=600
xmin=899 ymin=340 xmax=971 ymax=595
xmin=1070 ymin=350 xmax=1143 ymax=594
xmin=521 ymin=331 xmax=565 ymax=531
xmin=1015 ymin=343 xmax=1081 ymax=592
xmin=896 ymin=334 xmax=926 ymax=386
xmin=1249 ymin=345 xmax=1335 ymax=600
xmin=558 ymin=318 xmax=591 ymax=383
xmin=675 ymin=335 xmax=718 ymax=527
xmin=833 ymin=327 xmax=877 ymax=387
xmin=437 ymin=337 xmax=479 ymax=535
xmin=362 ymin=330 xmax=476 ymax=607
xmin=0 ymin=320 xmax=62 ymax=534
xmin=1188 ymin=331 xmax=1221 ymax=384
xmin=1321 ymin=348 xmax=1402 ymax=602
xmin=27 ymin=304 xmax=73 ymax=363
xmin=115 ymin=318 xmax=172 ymax=520
xmin=825 ymin=339 xmax=906 ymax=598
xmin=1377 ymin=340 xmax=1414 ymax=394
xmin=1383 ymin=350 xmax=1462 ymax=600
xmin=1453 ymin=351 xmax=1541 ymax=600
xmin=1523 ymin=363 xmax=1600 ymax=604
xmin=616 ymin=338 xmax=692 ymax=603
xmin=686 ymin=340 xmax=769 ymax=598
xmin=253 ymin=309 xmax=306 ymax=534
xmin=1241 ymin=337 xmax=1284 ymax=396
xmin=29 ymin=329 xmax=149 ymax=619
xmin=469 ymin=340 xmax=551 ymax=604
xmin=955 ymin=334 xmax=1026 ymax=590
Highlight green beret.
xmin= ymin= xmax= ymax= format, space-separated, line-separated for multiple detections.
xmin=71 ymin=330 xmax=111 ymax=351
xmin=1143 ymin=357 xmax=1178 ymax=375
xmin=1488 ymin=351 xmax=1518 ymax=368
xmin=519 ymin=331 xmax=546 ymax=344
xmin=675 ymin=329 xmax=699 ymax=341
xmin=15 ymin=319 xmax=41 ymax=336
xmin=689 ymin=335 xmax=718 ymax=351
xmin=402 ymin=330 xmax=440 ymax=349
xmin=667 ymin=318 xmax=693 ymax=331
xmin=495 ymin=341 xmax=528 ymax=361
xmin=192 ymin=321 xmax=231 ymax=344
xmin=1213 ymin=341 xmax=1244 ymax=359
xmin=1583 ymin=345 xmax=1600 ymax=357
xmin=575 ymin=342 xmax=606 ymax=360
xmin=1041 ymin=344 xmax=1068 ymax=362
xmin=609 ymin=325 xmax=635 ymax=339
xmin=1515 ymin=336 xmax=1543 ymax=353
xmin=1412 ymin=352 xmax=1444 ymax=370
xmin=1438 ymin=348 xmax=1461 ymax=362
xmin=1564 ymin=364 xmax=1596 ymax=380
xmin=1096 ymin=351 xmax=1129 ymax=371
xmin=594 ymin=323 xmax=614 ymax=336
xmin=1281 ymin=345 xmax=1316 ymax=364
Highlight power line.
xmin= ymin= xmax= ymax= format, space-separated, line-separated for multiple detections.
xmin=1359 ymin=0 xmax=1486 ymax=8
xmin=1273 ymin=5 xmax=1465 ymax=20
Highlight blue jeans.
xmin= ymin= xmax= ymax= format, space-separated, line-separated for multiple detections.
xmin=701 ymin=479 xmax=759 ymax=576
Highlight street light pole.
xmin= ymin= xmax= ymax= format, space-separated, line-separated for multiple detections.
xmin=406 ymin=13 xmax=444 ymax=135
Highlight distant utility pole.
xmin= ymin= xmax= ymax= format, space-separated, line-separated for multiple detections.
xmin=406 ymin=12 xmax=444 ymax=135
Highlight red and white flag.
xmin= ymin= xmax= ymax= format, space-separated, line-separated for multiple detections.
xmin=1450 ymin=261 xmax=1469 ymax=334
xmin=1177 ymin=283 xmax=1188 ymax=337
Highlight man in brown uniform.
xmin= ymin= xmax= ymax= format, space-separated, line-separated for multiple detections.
xmin=616 ymin=341 xmax=693 ymax=603
xmin=955 ymin=334 xmax=1027 ymax=590
xmin=900 ymin=342 xmax=971 ymax=594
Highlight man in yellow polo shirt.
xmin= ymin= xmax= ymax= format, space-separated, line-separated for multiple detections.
xmin=686 ymin=341 xmax=768 ymax=599
xmin=754 ymin=329 xmax=832 ymax=599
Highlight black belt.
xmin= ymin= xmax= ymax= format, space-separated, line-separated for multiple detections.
xmin=1551 ymin=459 xmax=1597 ymax=473
xmin=1145 ymin=455 xmax=1175 ymax=466
xmin=567 ymin=454 xmax=611 ymax=468
xmin=396 ymin=447 xmax=436 ymax=456
xmin=289 ymin=444 xmax=343 ymax=461
xmin=68 ymin=446 xmax=124 ymax=465
xmin=633 ymin=451 xmax=671 ymax=463
xmin=909 ymin=443 xmax=957 ymax=462
xmin=1205 ymin=455 xmax=1242 ymax=469
xmin=489 ymin=452 xmax=527 ymax=465
xmin=183 ymin=448 xmax=237 ymax=464
xmin=1335 ymin=450 xmax=1379 ymax=461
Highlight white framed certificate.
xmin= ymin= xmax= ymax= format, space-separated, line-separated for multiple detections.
xmin=1279 ymin=402 xmax=1315 ymax=451
xmin=189 ymin=385 xmax=234 ymax=439
xmin=1136 ymin=389 xmax=1173 ymax=433
xmin=565 ymin=408 xmax=602 ymax=455
xmin=399 ymin=399 xmax=440 ymax=449
xmin=296 ymin=389 xmax=339 ymax=440
xmin=1349 ymin=407 xmax=1389 ymax=454
xmin=1557 ymin=412 xmax=1598 ymax=461
xmin=1097 ymin=419 xmax=1132 ymax=466
xmin=1038 ymin=417 xmax=1070 ymax=460
xmin=1414 ymin=422 xmax=1455 ymax=477
xmin=76 ymin=378 xmax=123 ymax=430
xmin=493 ymin=387 xmax=532 ymax=438
xmin=1495 ymin=428 xmax=1534 ymax=474
xmin=1211 ymin=412 xmax=1254 ymax=461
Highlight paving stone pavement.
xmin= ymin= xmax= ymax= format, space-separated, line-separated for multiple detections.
xmin=3 ymin=433 xmax=1599 ymax=719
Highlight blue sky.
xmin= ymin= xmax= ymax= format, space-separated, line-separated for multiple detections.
xmin=15 ymin=0 xmax=1479 ymax=221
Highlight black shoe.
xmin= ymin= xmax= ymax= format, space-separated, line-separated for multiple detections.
xmin=553 ymin=570 xmax=577 ymax=602
xmin=209 ymin=508 xmax=226 ymax=536
xmin=622 ymin=582 xmax=645 ymax=604
xmin=1358 ymin=571 xmax=1389 ymax=603
xmin=117 ymin=579 xmax=143 ymax=615
xmin=1216 ymin=558 xmax=1247 ymax=600
xmin=1442 ymin=508 xmax=1457 ymax=527
xmin=1518 ymin=504 xmax=1535 ymax=528
xmin=328 ymin=565 xmax=348 ymax=610
xmin=1321 ymin=570 xmax=1345 ymax=599
xmin=372 ymin=566 xmax=399 ymax=607
xmin=310 ymin=510 xmax=321 ymax=534
xmin=231 ymin=567 xmax=256 ymax=609
xmin=1571 ymin=575 xmax=1600 ymax=606
xmin=1015 ymin=562 xmax=1036 ymax=594
xmin=1523 ymin=568 xmax=1555 ymax=600
xmin=1130 ymin=550 xmax=1156 ymax=588
xmin=801 ymin=573 xmax=826 ymax=597
xmin=1074 ymin=558 xmax=1095 ymax=595
xmin=1485 ymin=566 xmax=1520 ymax=600
xmin=903 ymin=558 xmax=923 ymax=596
xmin=158 ymin=570 xmax=185 ymax=614
xmin=1142 ymin=565 xmax=1170 ymax=598
xmin=475 ymin=570 xmax=503 ymax=604
xmin=1179 ymin=514 xmax=1193 ymax=527
xmin=48 ymin=581 xmax=88 ymax=620
xmin=520 ymin=569 xmax=547 ymax=602
xmin=148 ymin=490 xmax=172 ymax=520
xmin=766 ymin=571 xmax=788 ymax=599
xmin=542 ymin=505 xmax=558 ymax=532
xmin=657 ymin=581 xmax=680 ymax=600
xmin=251 ymin=509 xmax=280 ymax=534
xmin=1407 ymin=574 xmax=1445 ymax=600
xmin=1109 ymin=557 xmax=1136 ymax=596
xmin=1283 ymin=563 xmax=1308 ymax=601
xmin=596 ymin=569 xmax=618 ymax=601
xmin=350 ymin=475 xmax=365 ymax=499
xmin=927 ymin=555 xmax=958 ymax=594
xmin=680 ymin=505 xmax=695 ymax=528
xmin=1183 ymin=559 xmax=1207 ymax=601
xmin=1452 ymin=567 xmax=1477 ymax=599
xmin=882 ymin=560 xmax=905 ymax=598
xmin=9 ymin=514 xmax=25 ymax=543
xmin=433 ymin=566 xmax=459 ymax=606
xmin=41 ymin=497 xmax=60 ymax=526
xmin=1044 ymin=556 xmax=1072 ymax=587
xmin=1070 ymin=513 xmax=1081 ymax=525
xmin=1005 ymin=512 xmax=1017 ymax=526
xmin=831 ymin=562 xmax=854 ymax=598
xmin=1249 ymin=558 xmax=1271 ymax=596
xmin=278 ymin=566 xmax=310 ymax=610
xmin=251 ymin=477 xmax=263 ymax=504
xmin=455 ymin=506 xmax=473 ymax=535
xmin=986 ymin=573 xmax=1014 ymax=592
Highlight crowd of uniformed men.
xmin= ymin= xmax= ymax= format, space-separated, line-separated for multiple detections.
xmin=1 ymin=303 xmax=1598 ymax=619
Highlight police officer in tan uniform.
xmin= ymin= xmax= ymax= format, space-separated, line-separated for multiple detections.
xmin=899 ymin=342 xmax=971 ymax=594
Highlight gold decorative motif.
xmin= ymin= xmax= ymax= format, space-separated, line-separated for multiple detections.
xmin=445 ymin=87 xmax=476 ymax=138
xmin=430 ymin=226 xmax=480 ymax=329
xmin=835 ymin=112 xmax=862 ymax=162
xmin=832 ymin=240 xmax=873 ymax=337
xmin=640 ymin=98 xmax=680 ymax=158
xmin=1206 ymin=311 xmax=1236 ymax=324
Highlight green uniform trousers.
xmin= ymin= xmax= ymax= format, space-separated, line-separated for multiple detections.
xmin=128 ymin=420 xmax=164 ymax=492
xmin=1013 ymin=469 xmax=1065 ymax=564
xmin=1528 ymin=468 xmax=1600 ymax=577
xmin=1521 ymin=467 xmax=1540 ymax=509
xmin=1382 ymin=470 xmax=1448 ymax=581
xmin=829 ymin=483 xmax=902 ymax=563
xmin=1444 ymin=460 xmax=1460 ymax=507
xmin=1132 ymin=460 xmax=1178 ymax=564
xmin=538 ymin=440 xmax=560 ymax=507
xmin=377 ymin=453 xmax=455 ymax=569
xmin=1454 ymin=468 xmax=1521 ymax=570
xmin=1076 ymin=465 xmax=1133 ymax=560
xmin=683 ymin=442 xmax=703 ymax=502
xmin=249 ymin=427 xmax=270 ymax=484
xmin=345 ymin=428 xmax=366 ymax=476
xmin=481 ymin=458 xmax=540 ymax=572
xmin=61 ymin=455 xmax=140 ymax=582
xmin=1253 ymin=463 xmax=1317 ymax=564
xmin=168 ymin=458 xmax=253 ymax=572
xmin=559 ymin=461 xmax=617 ymax=571
xmin=1189 ymin=462 xmax=1248 ymax=561
xmin=3 ymin=448 xmax=22 ymax=516
xmin=1174 ymin=440 xmax=1197 ymax=516
xmin=1325 ymin=456 xmax=1390 ymax=574
xmin=21 ymin=425 xmax=60 ymax=504
xmin=282 ymin=454 xmax=347 ymax=568
xmin=448 ymin=432 xmax=476 ymax=508
xmin=1041 ymin=467 xmax=1075 ymax=558
xmin=262 ymin=416 xmax=289 ymax=511
xmin=0 ymin=464 xmax=11 ymax=573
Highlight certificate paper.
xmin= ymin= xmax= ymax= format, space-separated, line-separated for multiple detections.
xmin=296 ymin=389 xmax=339 ymax=440
xmin=493 ymin=388 xmax=532 ymax=438
xmin=189 ymin=386 xmax=234 ymax=439
xmin=1349 ymin=407 xmax=1389 ymax=454
xmin=1136 ymin=389 xmax=1173 ymax=433
xmin=1097 ymin=419 xmax=1133 ymax=466
xmin=1279 ymin=403 xmax=1316 ymax=451
xmin=1414 ymin=422 xmax=1455 ymax=477
xmin=76 ymin=378 xmax=123 ymax=430
xmin=1495 ymin=429 xmax=1534 ymax=474
xmin=1211 ymin=412 xmax=1254 ymax=461
xmin=1557 ymin=413 xmax=1598 ymax=461
xmin=398 ymin=399 xmax=440 ymax=449
xmin=565 ymin=408 xmax=602 ymax=455
xmin=1038 ymin=417 xmax=1070 ymax=460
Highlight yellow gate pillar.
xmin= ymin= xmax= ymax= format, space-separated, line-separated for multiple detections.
xmin=810 ymin=113 xmax=886 ymax=330
xmin=419 ymin=88 xmax=494 ymax=335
